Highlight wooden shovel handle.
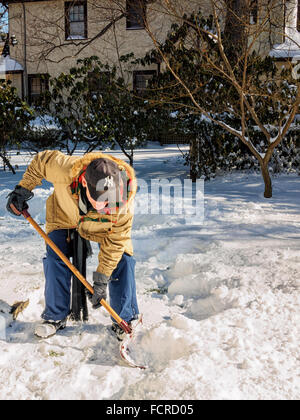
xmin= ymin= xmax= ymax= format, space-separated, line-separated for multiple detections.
xmin=19 ymin=207 xmax=131 ymax=334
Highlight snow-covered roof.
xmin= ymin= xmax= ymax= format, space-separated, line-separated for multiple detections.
xmin=270 ymin=1 xmax=300 ymax=59
xmin=269 ymin=40 xmax=300 ymax=59
xmin=0 ymin=55 xmax=23 ymax=73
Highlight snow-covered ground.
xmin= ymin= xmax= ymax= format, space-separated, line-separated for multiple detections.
xmin=0 ymin=145 xmax=299 ymax=400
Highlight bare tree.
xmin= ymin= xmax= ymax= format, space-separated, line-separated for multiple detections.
xmin=33 ymin=1 xmax=127 ymax=64
xmin=7 ymin=1 xmax=149 ymax=66
xmin=141 ymin=0 xmax=300 ymax=198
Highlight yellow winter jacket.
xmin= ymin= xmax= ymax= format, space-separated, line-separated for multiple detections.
xmin=19 ymin=150 xmax=137 ymax=277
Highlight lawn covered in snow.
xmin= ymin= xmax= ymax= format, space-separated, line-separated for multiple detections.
xmin=0 ymin=145 xmax=299 ymax=400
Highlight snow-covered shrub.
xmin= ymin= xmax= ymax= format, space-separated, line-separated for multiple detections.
xmin=135 ymin=8 xmax=300 ymax=197
xmin=0 ymin=80 xmax=34 ymax=173
xmin=39 ymin=56 xmax=149 ymax=164
xmin=20 ymin=113 xmax=63 ymax=153
xmin=186 ymin=118 xmax=299 ymax=180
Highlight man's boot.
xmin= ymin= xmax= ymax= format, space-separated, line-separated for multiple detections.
xmin=35 ymin=318 xmax=67 ymax=339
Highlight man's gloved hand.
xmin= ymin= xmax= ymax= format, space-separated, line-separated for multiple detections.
xmin=6 ymin=185 xmax=34 ymax=216
xmin=87 ymin=272 xmax=110 ymax=309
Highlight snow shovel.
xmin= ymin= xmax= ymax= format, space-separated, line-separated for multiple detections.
xmin=15 ymin=207 xmax=147 ymax=369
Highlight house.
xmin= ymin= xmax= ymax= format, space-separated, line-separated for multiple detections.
xmin=3 ymin=0 xmax=174 ymax=102
xmin=270 ymin=0 xmax=300 ymax=58
xmin=2 ymin=0 xmax=300 ymax=103
xmin=0 ymin=32 xmax=23 ymax=91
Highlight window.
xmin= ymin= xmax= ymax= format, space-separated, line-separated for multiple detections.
xmin=28 ymin=74 xmax=49 ymax=105
xmin=88 ymin=71 xmax=111 ymax=97
xmin=133 ymin=70 xmax=156 ymax=95
xmin=126 ymin=0 xmax=146 ymax=30
xmin=65 ymin=1 xmax=87 ymax=40
xmin=250 ymin=0 xmax=258 ymax=25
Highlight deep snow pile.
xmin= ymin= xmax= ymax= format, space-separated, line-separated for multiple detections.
xmin=0 ymin=146 xmax=299 ymax=400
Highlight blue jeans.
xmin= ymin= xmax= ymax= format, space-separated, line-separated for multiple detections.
xmin=41 ymin=229 xmax=139 ymax=323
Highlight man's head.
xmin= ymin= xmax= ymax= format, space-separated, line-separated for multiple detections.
xmin=81 ymin=158 xmax=122 ymax=212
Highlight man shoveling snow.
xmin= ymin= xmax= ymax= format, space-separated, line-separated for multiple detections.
xmin=6 ymin=150 xmax=140 ymax=341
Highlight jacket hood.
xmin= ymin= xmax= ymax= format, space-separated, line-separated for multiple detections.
xmin=70 ymin=152 xmax=137 ymax=208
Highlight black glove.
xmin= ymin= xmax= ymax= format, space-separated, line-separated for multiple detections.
xmin=6 ymin=185 xmax=34 ymax=216
xmin=87 ymin=272 xmax=110 ymax=309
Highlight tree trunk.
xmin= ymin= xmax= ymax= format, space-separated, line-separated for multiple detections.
xmin=223 ymin=0 xmax=249 ymax=64
xmin=0 ymin=152 xmax=16 ymax=175
xmin=120 ymin=145 xmax=134 ymax=167
xmin=261 ymin=161 xmax=272 ymax=198
xmin=190 ymin=136 xmax=198 ymax=183
xmin=128 ymin=151 xmax=134 ymax=167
